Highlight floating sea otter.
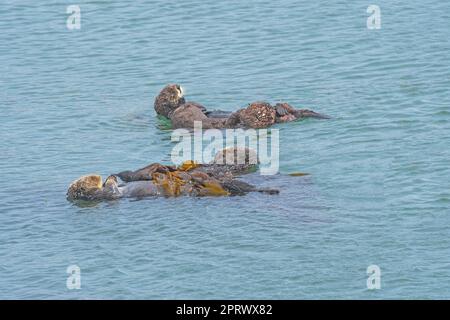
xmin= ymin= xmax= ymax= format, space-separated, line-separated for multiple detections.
xmin=67 ymin=148 xmax=278 ymax=202
xmin=154 ymin=84 xmax=330 ymax=129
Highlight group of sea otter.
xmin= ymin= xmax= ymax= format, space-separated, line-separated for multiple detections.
xmin=67 ymin=84 xmax=329 ymax=202
xmin=155 ymin=84 xmax=329 ymax=129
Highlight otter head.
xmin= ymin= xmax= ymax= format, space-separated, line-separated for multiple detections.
xmin=240 ymin=102 xmax=276 ymax=128
xmin=154 ymin=84 xmax=186 ymax=118
xmin=66 ymin=174 xmax=103 ymax=201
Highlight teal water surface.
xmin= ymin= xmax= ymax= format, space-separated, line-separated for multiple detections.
xmin=1 ymin=0 xmax=449 ymax=299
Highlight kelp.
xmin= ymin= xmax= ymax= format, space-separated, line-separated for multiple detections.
xmin=151 ymin=161 xmax=229 ymax=197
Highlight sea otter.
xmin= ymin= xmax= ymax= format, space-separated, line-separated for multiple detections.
xmin=67 ymin=148 xmax=277 ymax=202
xmin=153 ymin=84 xmax=329 ymax=129
xmin=67 ymin=166 xmax=276 ymax=202
xmin=154 ymin=84 xmax=186 ymax=118
xmin=116 ymin=147 xmax=258 ymax=183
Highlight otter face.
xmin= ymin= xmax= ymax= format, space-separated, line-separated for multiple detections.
xmin=164 ymin=84 xmax=184 ymax=98
xmin=154 ymin=84 xmax=186 ymax=118
xmin=67 ymin=174 xmax=103 ymax=201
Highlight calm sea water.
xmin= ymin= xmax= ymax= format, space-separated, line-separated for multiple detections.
xmin=1 ymin=0 xmax=449 ymax=299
